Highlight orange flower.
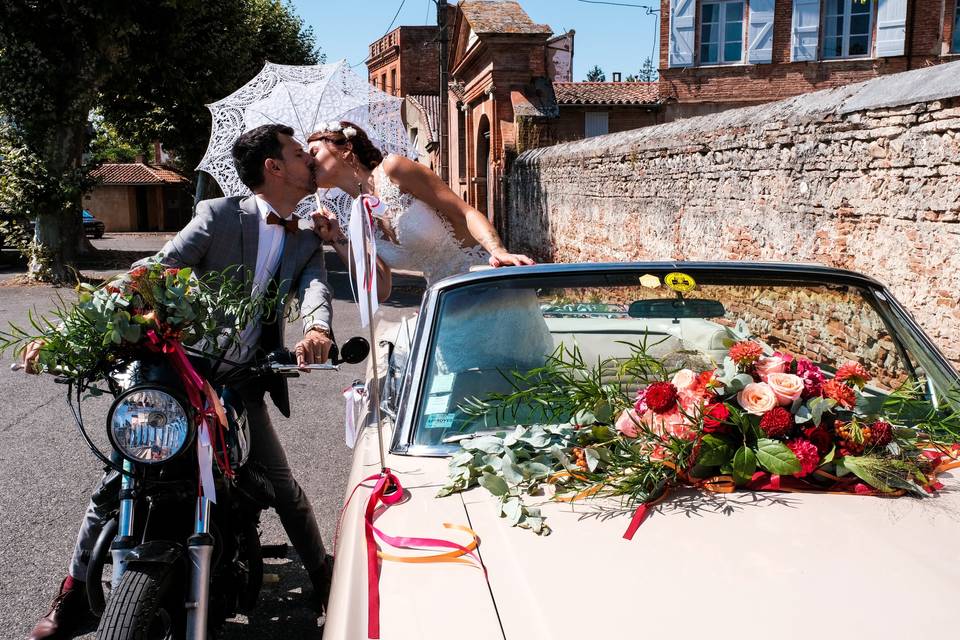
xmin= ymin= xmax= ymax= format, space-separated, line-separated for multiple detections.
xmin=822 ymin=379 xmax=856 ymax=409
xmin=834 ymin=361 xmax=869 ymax=388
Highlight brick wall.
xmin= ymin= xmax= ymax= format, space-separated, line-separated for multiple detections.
xmin=507 ymin=61 xmax=960 ymax=365
xmin=659 ymin=0 xmax=958 ymax=109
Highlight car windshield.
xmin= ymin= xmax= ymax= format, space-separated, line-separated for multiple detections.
xmin=82 ymin=210 xmax=93 ymax=219
xmin=409 ymin=269 xmax=959 ymax=449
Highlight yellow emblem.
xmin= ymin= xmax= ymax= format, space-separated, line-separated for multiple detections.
xmin=639 ymin=274 xmax=661 ymax=289
xmin=664 ymin=272 xmax=697 ymax=293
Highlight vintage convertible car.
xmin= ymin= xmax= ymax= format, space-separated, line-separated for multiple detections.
xmin=326 ymin=262 xmax=960 ymax=640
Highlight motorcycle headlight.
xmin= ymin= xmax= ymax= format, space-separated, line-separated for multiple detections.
xmin=108 ymin=388 xmax=193 ymax=465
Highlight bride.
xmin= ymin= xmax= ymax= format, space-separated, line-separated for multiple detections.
xmin=305 ymin=121 xmax=553 ymax=399
xmin=305 ymin=121 xmax=534 ymax=300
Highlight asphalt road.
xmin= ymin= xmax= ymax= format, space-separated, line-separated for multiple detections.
xmin=0 ymin=234 xmax=423 ymax=639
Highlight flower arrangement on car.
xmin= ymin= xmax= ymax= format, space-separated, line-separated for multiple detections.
xmin=0 ymin=259 xmax=275 ymax=382
xmin=440 ymin=339 xmax=960 ymax=536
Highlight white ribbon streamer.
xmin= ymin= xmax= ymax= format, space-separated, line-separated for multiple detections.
xmin=347 ymin=195 xmax=386 ymax=328
xmin=197 ymin=421 xmax=217 ymax=503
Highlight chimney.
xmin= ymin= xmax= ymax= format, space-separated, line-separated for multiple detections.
xmin=153 ymin=141 xmax=163 ymax=165
xmin=134 ymin=153 xmax=145 ymax=164
xmin=611 ymin=72 xmax=621 ymax=82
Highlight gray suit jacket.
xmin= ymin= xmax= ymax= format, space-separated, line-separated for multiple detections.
xmin=148 ymin=195 xmax=333 ymax=415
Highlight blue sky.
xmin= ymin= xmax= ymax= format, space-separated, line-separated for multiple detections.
xmin=289 ymin=0 xmax=660 ymax=81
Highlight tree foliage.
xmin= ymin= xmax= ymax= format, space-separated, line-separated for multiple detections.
xmin=626 ymin=56 xmax=658 ymax=83
xmin=585 ymin=65 xmax=606 ymax=82
xmin=0 ymin=0 xmax=320 ymax=281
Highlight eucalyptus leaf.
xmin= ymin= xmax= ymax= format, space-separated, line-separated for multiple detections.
xmin=502 ymin=462 xmax=524 ymax=486
xmin=584 ymin=448 xmax=601 ymax=472
xmin=479 ymin=472 xmax=508 ymax=497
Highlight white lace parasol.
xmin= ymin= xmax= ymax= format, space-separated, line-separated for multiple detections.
xmin=196 ymin=60 xmax=413 ymax=217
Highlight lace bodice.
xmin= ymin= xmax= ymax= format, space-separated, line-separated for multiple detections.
xmin=370 ymin=163 xmax=489 ymax=285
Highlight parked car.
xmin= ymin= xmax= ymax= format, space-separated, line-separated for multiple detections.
xmin=83 ymin=209 xmax=105 ymax=238
xmin=326 ymin=262 xmax=960 ymax=640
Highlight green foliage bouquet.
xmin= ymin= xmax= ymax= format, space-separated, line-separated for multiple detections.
xmin=1 ymin=259 xmax=274 ymax=380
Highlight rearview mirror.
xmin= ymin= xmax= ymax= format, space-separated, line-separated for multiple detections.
xmin=333 ymin=336 xmax=370 ymax=365
xmin=628 ymin=298 xmax=726 ymax=319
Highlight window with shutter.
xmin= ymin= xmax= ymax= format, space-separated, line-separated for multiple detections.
xmin=700 ymin=1 xmax=746 ymax=65
xmin=823 ymin=0 xmax=874 ymax=59
xmin=747 ymin=0 xmax=776 ymax=64
xmin=585 ymin=112 xmax=609 ymax=138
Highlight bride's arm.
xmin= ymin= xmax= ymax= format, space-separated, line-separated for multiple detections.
xmin=314 ymin=210 xmax=392 ymax=302
xmin=380 ymin=155 xmax=534 ymax=267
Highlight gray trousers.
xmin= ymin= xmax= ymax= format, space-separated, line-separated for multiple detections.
xmin=69 ymin=389 xmax=326 ymax=580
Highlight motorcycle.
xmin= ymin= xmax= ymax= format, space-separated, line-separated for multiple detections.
xmin=46 ymin=337 xmax=369 ymax=639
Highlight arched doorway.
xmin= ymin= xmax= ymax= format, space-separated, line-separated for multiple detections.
xmin=475 ymin=115 xmax=491 ymax=221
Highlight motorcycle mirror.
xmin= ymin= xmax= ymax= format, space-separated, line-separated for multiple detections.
xmin=338 ymin=337 xmax=370 ymax=364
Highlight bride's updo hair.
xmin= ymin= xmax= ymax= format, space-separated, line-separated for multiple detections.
xmin=307 ymin=121 xmax=384 ymax=170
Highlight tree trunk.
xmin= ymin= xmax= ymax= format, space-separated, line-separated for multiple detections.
xmin=28 ymin=121 xmax=96 ymax=283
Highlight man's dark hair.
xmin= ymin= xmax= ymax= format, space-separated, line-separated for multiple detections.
xmin=232 ymin=124 xmax=295 ymax=189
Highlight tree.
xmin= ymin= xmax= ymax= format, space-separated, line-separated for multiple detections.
xmin=0 ymin=0 xmax=320 ymax=282
xmin=585 ymin=65 xmax=606 ymax=82
xmin=626 ymin=57 xmax=658 ymax=83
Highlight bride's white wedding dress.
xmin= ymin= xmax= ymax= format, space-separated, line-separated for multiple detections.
xmin=321 ymin=159 xmax=553 ymax=377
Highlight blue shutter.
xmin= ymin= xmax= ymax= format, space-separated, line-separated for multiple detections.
xmin=791 ymin=0 xmax=821 ymax=62
xmin=669 ymin=0 xmax=696 ymax=68
xmin=876 ymin=0 xmax=908 ymax=57
xmin=747 ymin=0 xmax=776 ymax=64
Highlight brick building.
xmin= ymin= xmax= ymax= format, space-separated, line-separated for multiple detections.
xmin=661 ymin=0 xmax=960 ymax=118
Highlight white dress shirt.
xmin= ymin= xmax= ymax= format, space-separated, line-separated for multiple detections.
xmin=233 ymin=195 xmax=289 ymax=362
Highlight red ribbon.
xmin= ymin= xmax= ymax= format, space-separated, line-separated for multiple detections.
xmin=336 ymin=469 xmax=484 ymax=639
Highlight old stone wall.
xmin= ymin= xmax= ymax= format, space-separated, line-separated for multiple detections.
xmin=507 ymin=61 xmax=960 ymax=365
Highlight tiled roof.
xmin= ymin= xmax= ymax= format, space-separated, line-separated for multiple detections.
xmin=459 ymin=1 xmax=552 ymax=35
xmin=407 ymin=94 xmax=442 ymax=142
xmin=511 ymin=77 xmax=559 ymax=118
xmin=90 ymin=163 xmax=191 ymax=186
xmin=553 ymin=82 xmax=660 ymax=106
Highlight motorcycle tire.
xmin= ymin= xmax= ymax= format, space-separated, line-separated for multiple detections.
xmin=96 ymin=564 xmax=185 ymax=640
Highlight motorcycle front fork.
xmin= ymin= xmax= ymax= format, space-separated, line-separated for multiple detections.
xmin=185 ymin=495 xmax=214 ymax=640
xmin=110 ymin=461 xmax=215 ymax=640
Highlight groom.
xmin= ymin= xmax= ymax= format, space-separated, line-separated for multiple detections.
xmin=28 ymin=124 xmax=336 ymax=639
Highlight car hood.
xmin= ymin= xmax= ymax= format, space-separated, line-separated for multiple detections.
xmin=327 ymin=428 xmax=960 ymax=640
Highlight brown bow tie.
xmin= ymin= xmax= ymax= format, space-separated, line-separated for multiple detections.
xmin=266 ymin=211 xmax=299 ymax=233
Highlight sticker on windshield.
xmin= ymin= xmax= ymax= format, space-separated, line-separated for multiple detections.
xmin=425 ymin=413 xmax=456 ymax=430
xmin=430 ymin=373 xmax=455 ymax=394
xmin=639 ymin=274 xmax=661 ymax=289
xmin=424 ymin=394 xmax=451 ymax=415
xmin=664 ymin=272 xmax=697 ymax=293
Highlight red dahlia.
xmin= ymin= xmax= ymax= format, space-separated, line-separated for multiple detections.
xmin=803 ymin=426 xmax=833 ymax=455
xmin=644 ymin=382 xmax=679 ymax=414
xmin=822 ymin=379 xmax=857 ymax=409
xmin=835 ymin=362 xmax=870 ymax=388
xmin=759 ymin=407 xmax=794 ymax=438
xmin=871 ymin=420 xmax=893 ymax=448
xmin=729 ymin=341 xmax=764 ymax=367
xmin=702 ymin=401 xmax=731 ymax=434
xmin=786 ymin=438 xmax=821 ymax=477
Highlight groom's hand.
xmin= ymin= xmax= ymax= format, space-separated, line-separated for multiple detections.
xmin=295 ymin=327 xmax=333 ymax=371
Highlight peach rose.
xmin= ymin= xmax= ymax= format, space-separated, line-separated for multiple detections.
xmin=615 ymin=409 xmax=640 ymax=438
xmin=737 ymin=382 xmax=778 ymax=415
xmin=755 ymin=355 xmax=788 ymax=380
xmin=648 ymin=409 xmax=697 ymax=441
xmin=671 ymin=369 xmax=697 ymax=392
xmin=766 ymin=373 xmax=805 ymax=406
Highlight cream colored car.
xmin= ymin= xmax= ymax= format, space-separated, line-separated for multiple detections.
xmin=325 ymin=263 xmax=960 ymax=640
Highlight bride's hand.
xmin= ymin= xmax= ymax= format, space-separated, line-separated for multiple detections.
xmin=311 ymin=209 xmax=341 ymax=243
xmin=488 ymin=251 xmax=535 ymax=267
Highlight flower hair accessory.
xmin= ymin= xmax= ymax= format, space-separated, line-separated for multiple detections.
xmin=319 ymin=121 xmax=343 ymax=133
xmin=342 ymin=126 xmax=358 ymax=139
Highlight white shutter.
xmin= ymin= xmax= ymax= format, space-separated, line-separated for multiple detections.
xmin=747 ymin=0 xmax=776 ymax=64
xmin=876 ymin=0 xmax=908 ymax=57
xmin=669 ymin=0 xmax=696 ymax=68
xmin=791 ymin=0 xmax=821 ymax=62
xmin=585 ymin=112 xmax=609 ymax=138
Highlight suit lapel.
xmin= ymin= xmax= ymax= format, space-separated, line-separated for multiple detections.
xmin=239 ymin=196 xmax=260 ymax=297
